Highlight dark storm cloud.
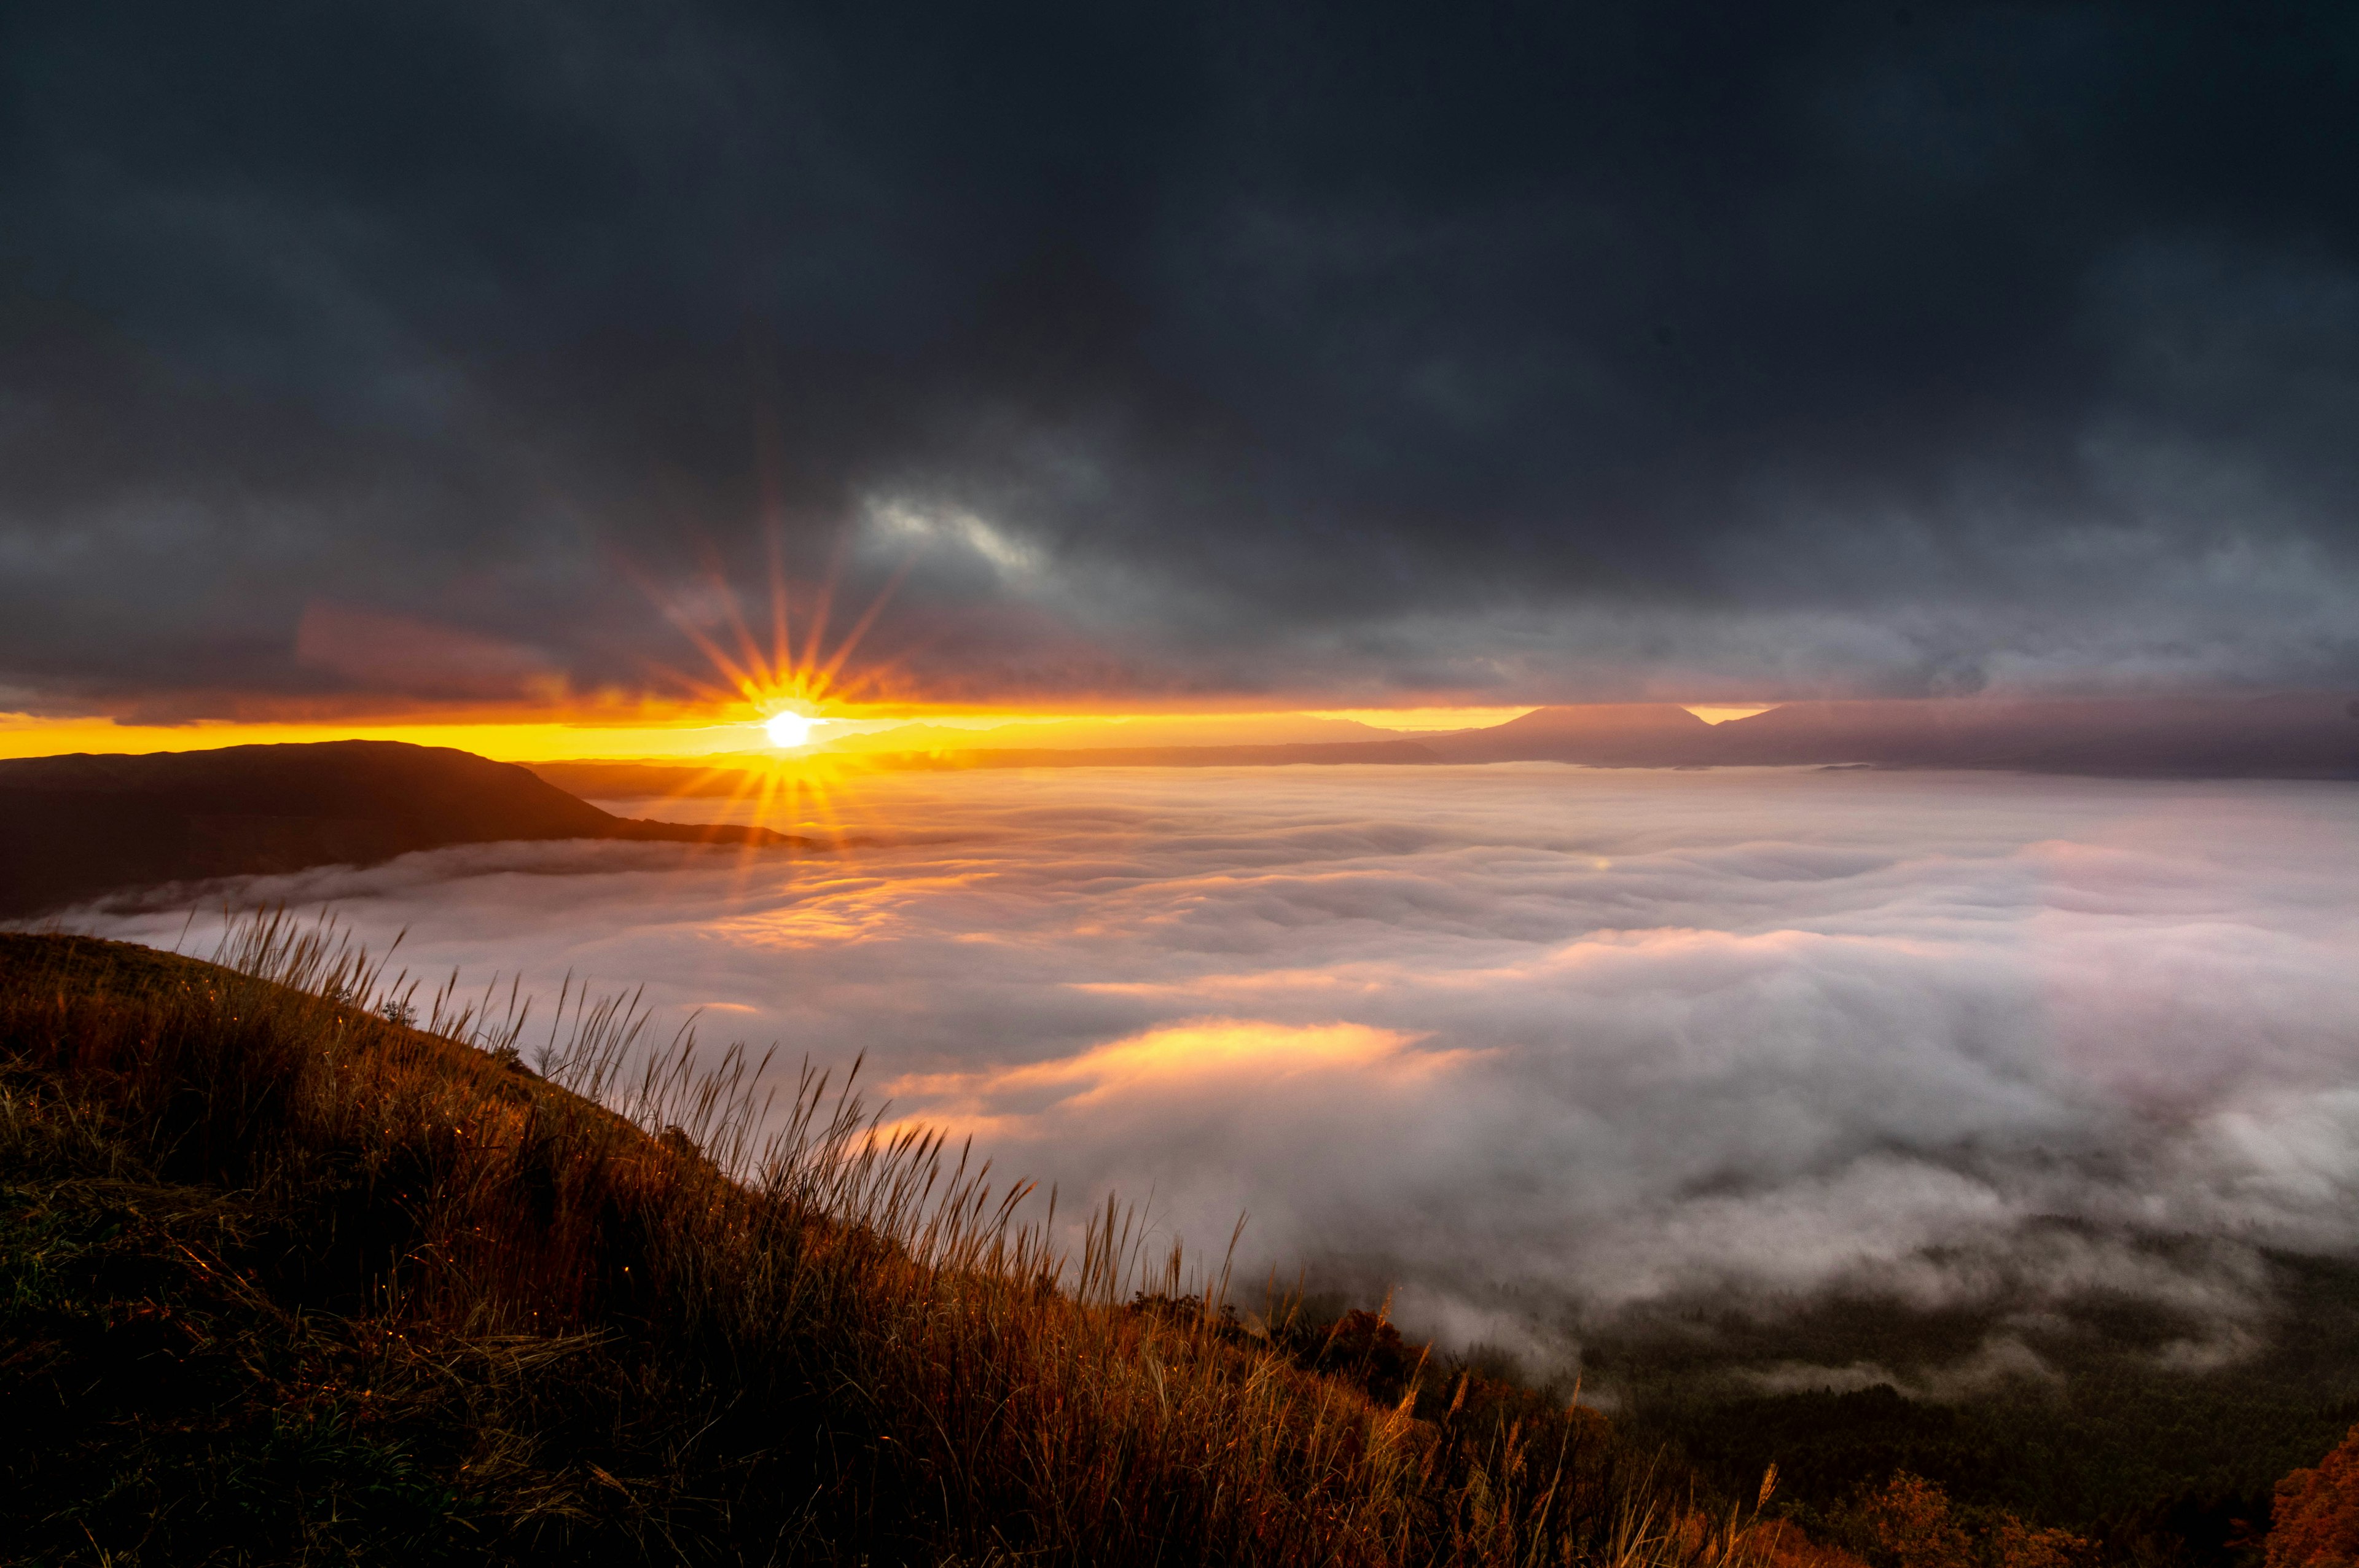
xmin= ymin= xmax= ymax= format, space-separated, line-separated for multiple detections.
xmin=4 ymin=1 xmax=2358 ymax=710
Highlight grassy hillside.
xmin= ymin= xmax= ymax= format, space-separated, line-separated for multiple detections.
xmin=0 ymin=926 xmax=1748 ymax=1566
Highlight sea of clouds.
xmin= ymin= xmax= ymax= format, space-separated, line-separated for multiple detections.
xmin=74 ymin=765 xmax=2359 ymax=1380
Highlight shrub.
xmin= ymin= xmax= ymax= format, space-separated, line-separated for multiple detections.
xmin=2267 ymin=1426 xmax=2359 ymax=1568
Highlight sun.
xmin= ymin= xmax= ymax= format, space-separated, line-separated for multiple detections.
xmin=765 ymin=710 xmax=814 ymax=749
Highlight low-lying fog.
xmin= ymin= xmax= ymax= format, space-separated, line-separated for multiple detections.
xmin=79 ymin=765 xmax=2359 ymax=1385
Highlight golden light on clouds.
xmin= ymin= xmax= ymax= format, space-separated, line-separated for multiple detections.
xmin=885 ymin=1018 xmax=1449 ymax=1139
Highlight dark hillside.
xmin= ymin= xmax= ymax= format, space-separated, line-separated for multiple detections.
xmin=0 ymin=929 xmax=1743 ymax=1566
xmin=0 ymin=741 xmax=804 ymax=918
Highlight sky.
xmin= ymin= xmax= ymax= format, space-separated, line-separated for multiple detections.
xmin=77 ymin=766 xmax=2359 ymax=1381
xmin=6 ymin=2 xmax=2359 ymax=743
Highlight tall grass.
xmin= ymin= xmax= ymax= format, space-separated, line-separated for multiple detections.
xmin=1 ymin=916 xmax=1774 ymax=1566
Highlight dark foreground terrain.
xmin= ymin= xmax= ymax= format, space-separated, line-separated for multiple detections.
xmin=0 ymin=927 xmax=1745 ymax=1566
xmin=2 ymin=927 xmax=2349 ymax=1567
xmin=1603 ymin=1273 xmax=2359 ymax=1568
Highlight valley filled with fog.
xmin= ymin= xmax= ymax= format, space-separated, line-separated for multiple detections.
xmin=79 ymin=764 xmax=2359 ymax=1387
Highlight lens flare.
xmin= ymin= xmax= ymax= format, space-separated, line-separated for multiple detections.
xmin=624 ymin=528 xmax=920 ymax=871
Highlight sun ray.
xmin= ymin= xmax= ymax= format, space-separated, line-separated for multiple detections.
xmin=612 ymin=523 xmax=927 ymax=903
xmin=705 ymin=552 xmax=773 ymax=700
xmin=767 ymin=521 xmax=794 ymax=692
xmin=644 ymin=581 xmax=764 ymax=706
xmin=810 ymin=556 xmax=910 ymax=696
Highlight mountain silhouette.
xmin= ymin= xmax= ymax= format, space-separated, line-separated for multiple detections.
xmin=0 ymin=740 xmax=804 ymax=918
xmin=1422 ymin=704 xmax=1720 ymax=765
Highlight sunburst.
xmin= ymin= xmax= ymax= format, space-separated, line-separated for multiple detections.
xmin=627 ymin=535 xmax=915 ymax=869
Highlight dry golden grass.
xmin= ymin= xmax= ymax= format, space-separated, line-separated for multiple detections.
xmin=0 ymin=914 xmax=1782 ymax=1566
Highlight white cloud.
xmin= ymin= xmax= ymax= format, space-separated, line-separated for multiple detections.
xmin=863 ymin=496 xmax=1041 ymax=577
xmin=74 ymin=764 xmax=2359 ymax=1362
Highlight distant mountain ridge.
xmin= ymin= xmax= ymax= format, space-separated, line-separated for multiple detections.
xmin=1331 ymin=695 xmax=2359 ymax=776
xmin=1420 ymin=704 xmax=1721 ymax=765
xmin=0 ymin=740 xmax=805 ymax=918
xmin=544 ymin=696 xmax=2359 ymax=800
xmin=821 ymin=713 xmax=1402 ymax=753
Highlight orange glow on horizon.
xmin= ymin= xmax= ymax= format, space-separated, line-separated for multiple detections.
xmin=0 ymin=700 xmax=1790 ymax=762
xmin=1303 ymin=705 xmax=1536 ymax=731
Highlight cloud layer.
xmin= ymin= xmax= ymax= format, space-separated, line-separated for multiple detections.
xmin=77 ymin=765 xmax=2359 ymax=1367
